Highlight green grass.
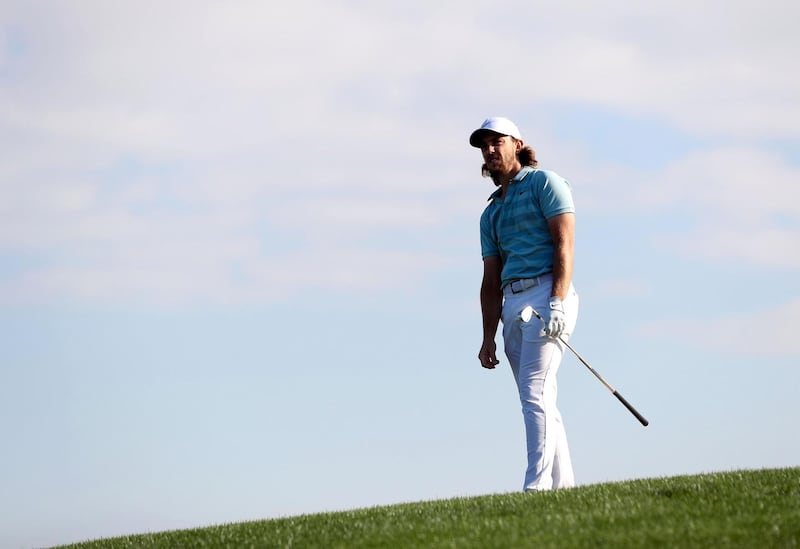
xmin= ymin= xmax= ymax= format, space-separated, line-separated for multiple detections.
xmin=56 ymin=467 xmax=799 ymax=548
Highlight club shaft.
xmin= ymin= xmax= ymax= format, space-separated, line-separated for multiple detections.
xmin=560 ymin=336 xmax=649 ymax=427
xmin=528 ymin=307 xmax=649 ymax=427
xmin=559 ymin=338 xmax=614 ymax=392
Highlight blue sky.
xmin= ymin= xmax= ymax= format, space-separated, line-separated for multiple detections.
xmin=2 ymin=1 xmax=799 ymax=547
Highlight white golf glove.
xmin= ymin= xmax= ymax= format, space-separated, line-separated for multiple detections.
xmin=543 ymin=297 xmax=566 ymax=338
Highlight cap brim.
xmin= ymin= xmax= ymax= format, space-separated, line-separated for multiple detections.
xmin=469 ymin=129 xmax=505 ymax=148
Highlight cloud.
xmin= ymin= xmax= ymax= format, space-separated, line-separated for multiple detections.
xmin=562 ymin=144 xmax=800 ymax=270
xmin=1 ymin=1 xmax=798 ymax=304
xmin=657 ymin=227 xmax=800 ymax=269
xmin=637 ymin=148 xmax=800 ymax=217
xmin=641 ymin=147 xmax=800 ymax=268
xmin=638 ymin=298 xmax=800 ymax=356
xmin=454 ymin=1 xmax=800 ymax=139
xmin=593 ymin=278 xmax=652 ymax=299
xmin=4 ymin=1 xmax=799 ymax=142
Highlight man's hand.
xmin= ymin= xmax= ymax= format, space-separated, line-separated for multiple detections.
xmin=543 ymin=297 xmax=566 ymax=338
xmin=478 ymin=340 xmax=500 ymax=369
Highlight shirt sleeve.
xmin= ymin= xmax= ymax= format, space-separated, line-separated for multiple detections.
xmin=479 ymin=207 xmax=499 ymax=258
xmin=536 ymin=170 xmax=575 ymax=219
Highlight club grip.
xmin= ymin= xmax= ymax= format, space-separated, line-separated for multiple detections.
xmin=612 ymin=390 xmax=649 ymax=427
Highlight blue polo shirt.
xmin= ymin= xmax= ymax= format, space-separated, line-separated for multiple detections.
xmin=479 ymin=167 xmax=575 ymax=288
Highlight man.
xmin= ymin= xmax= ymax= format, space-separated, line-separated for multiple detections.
xmin=472 ymin=117 xmax=579 ymax=491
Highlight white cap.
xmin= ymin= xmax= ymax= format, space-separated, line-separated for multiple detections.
xmin=469 ymin=117 xmax=522 ymax=147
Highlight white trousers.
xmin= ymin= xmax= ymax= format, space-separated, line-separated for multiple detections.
xmin=501 ymin=274 xmax=579 ymax=491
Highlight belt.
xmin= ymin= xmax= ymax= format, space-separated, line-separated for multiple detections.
xmin=507 ymin=274 xmax=550 ymax=294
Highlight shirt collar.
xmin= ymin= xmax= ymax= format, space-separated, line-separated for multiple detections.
xmin=512 ymin=166 xmax=535 ymax=181
xmin=486 ymin=166 xmax=535 ymax=201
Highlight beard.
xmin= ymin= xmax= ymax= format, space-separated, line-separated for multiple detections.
xmin=481 ymin=163 xmax=503 ymax=186
xmin=482 ymin=154 xmax=522 ymax=186
xmin=483 ymin=157 xmax=505 ymax=183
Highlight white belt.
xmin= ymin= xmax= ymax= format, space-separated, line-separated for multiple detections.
xmin=507 ymin=274 xmax=550 ymax=294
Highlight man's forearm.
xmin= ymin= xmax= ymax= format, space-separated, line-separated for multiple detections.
xmin=550 ymin=242 xmax=573 ymax=300
xmin=547 ymin=213 xmax=575 ymax=301
xmin=480 ymin=285 xmax=503 ymax=340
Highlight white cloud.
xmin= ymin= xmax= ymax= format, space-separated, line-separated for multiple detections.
xmin=4 ymin=1 xmax=799 ymax=142
xmin=1 ymin=0 xmax=798 ymax=304
xmin=523 ymin=1 xmax=800 ymax=138
xmin=658 ymin=227 xmax=800 ymax=269
xmin=560 ymin=144 xmax=800 ymax=270
xmin=639 ymin=298 xmax=800 ymax=356
xmin=593 ymin=278 xmax=652 ymax=299
xmin=638 ymin=148 xmax=800 ymax=217
xmin=640 ymin=148 xmax=800 ymax=268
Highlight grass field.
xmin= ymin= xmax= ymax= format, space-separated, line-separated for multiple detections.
xmin=56 ymin=467 xmax=799 ymax=548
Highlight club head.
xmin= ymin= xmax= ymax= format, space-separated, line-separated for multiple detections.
xmin=520 ymin=306 xmax=534 ymax=323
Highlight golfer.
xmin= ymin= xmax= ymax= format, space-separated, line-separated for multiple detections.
xmin=472 ymin=117 xmax=579 ymax=491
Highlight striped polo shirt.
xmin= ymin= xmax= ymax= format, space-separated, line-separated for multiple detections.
xmin=479 ymin=166 xmax=575 ymax=288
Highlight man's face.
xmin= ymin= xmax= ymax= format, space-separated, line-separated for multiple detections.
xmin=480 ymin=134 xmax=522 ymax=175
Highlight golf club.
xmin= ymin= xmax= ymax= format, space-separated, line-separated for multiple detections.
xmin=521 ymin=306 xmax=649 ymax=427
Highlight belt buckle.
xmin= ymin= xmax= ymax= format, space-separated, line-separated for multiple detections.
xmin=512 ymin=276 xmax=538 ymax=294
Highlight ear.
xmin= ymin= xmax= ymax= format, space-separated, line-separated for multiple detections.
xmin=515 ymin=139 xmax=524 ymax=152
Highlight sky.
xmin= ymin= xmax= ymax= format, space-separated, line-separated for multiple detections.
xmin=1 ymin=1 xmax=799 ymax=547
